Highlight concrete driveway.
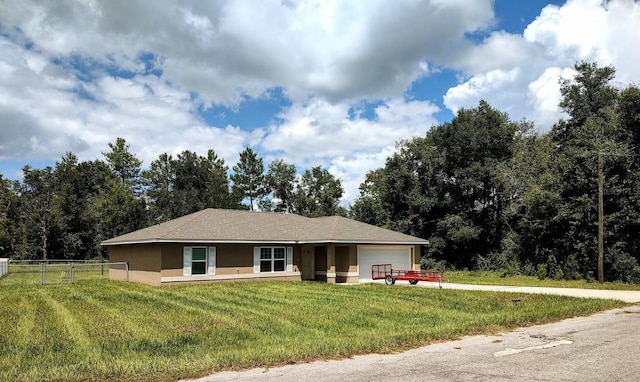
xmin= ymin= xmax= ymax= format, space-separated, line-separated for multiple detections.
xmin=401 ymin=280 xmax=640 ymax=303
xmin=186 ymin=284 xmax=640 ymax=382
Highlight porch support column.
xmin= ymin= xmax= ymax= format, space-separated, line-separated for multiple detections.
xmin=326 ymin=243 xmax=336 ymax=284
xmin=412 ymin=245 xmax=421 ymax=270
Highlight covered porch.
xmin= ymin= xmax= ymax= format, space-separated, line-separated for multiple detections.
xmin=299 ymin=244 xmax=420 ymax=284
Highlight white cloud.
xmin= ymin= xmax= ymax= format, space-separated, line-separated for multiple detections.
xmin=0 ymin=39 xmax=253 ymax=167
xmin=0 ymin=0 xmax=492 ymax=194
xmin=2 ymin=0 xmax=639 ymax=206
xmin=526 ymin=66 xmax=575 ymax=129
xmin=262 ymin=98 xmax=438 ymax=163
xmin=328 ymin=147 xmax=397 ymax=204
xmin=0 ymin=0 xmax=495 ymax=106
xmin=444 ymin=0 xmax=640 ymax=129
xmin=450 ymin=31 xmax=538 ymax=75
xmin=444 ymin=68 xmax=521 ymax=114
xmin=261 ymin=97 xmax=439 ymax=203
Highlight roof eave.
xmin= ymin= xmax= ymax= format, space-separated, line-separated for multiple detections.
xmin=102 ymin=239 xmax=429 ymax=246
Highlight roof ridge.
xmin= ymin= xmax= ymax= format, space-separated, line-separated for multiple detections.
xmin=328 ymin=215 xmax=340 ymax=239
xmin=307 ymin=215 xmax=341 ymax=240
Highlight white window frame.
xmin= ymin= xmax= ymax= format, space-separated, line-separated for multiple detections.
xmin=254 ymin=246 xmax=293 ymax=273
xmin=183 ymin=246 xmax=216 ymax=277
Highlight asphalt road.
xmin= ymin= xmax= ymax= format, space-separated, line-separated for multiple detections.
xmin=187 ymin=304 xmax=640 ymax=382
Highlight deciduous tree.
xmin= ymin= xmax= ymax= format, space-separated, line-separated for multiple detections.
xmin=293 ymin=166 xmax=344 ymax=217
xmin=265 ymin=159 xmax=296 ymax=212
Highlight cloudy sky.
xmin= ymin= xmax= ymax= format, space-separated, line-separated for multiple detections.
xmin=1 ymin=0 xmax=639 ymax=205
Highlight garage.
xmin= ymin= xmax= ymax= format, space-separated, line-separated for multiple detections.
xmin=357 ymin=245 xmax=412 ymax=280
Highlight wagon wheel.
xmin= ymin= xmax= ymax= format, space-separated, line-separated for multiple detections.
xmin=385 ymin=275 xmax=395 ymax=285
xmin=409 ymin=279 xmax=419 ymax=285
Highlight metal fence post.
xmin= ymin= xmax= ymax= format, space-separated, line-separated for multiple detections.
xmin=40 ymin=262 xmax=45 ymax=286
xmin=126 ymin=262 xmax=129 ymax=282
xmin=70 ymin=263 xmax=75 ymax=284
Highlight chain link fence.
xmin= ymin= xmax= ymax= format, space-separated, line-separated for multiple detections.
xmin=1 ymin=260 xmax=128 ymax=286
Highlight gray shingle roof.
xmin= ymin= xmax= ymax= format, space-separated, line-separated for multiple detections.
xmin=101 ymin=208 xmax=428 ymax=246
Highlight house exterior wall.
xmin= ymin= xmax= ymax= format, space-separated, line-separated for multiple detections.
xmin=108 ymin=244 xmax=162 ymax=286
xmin=159 ymin=243 xmax=303 ymax=285
xmin=108 ymin=242 xmax=423 ymax=286
xmin=160 ymin=243 xmax=257 ymax=277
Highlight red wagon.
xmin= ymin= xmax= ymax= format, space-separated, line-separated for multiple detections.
xmin=371 ymin=264 xmax=446 ymax=287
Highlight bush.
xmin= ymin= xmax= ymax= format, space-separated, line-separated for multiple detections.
xmin=520 ymin=262 xmax=536 ymax=277
xmin=421 ymin=256 xmax=448 ymax=271
xmin=536 ymin=263 xmax=548 ymax=280
xmin=546 ymin=254 xmax=564 ymax=280
xmin=475 ymin=253 xmax=520 ymax=276
xmin=562 ymin=254 xmax=582 ymax=280
xmin=474 ymin=253 xmax=498 ymax=272
xmin=605 ymin=249 xmax=639 ymax=283
xmin=631 ymin=266 xmax=640 ymax=284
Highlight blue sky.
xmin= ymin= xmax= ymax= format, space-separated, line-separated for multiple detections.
xmin=1 ymin=0 xmax=639 ymax=205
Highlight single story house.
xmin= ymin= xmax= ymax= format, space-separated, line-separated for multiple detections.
xmin=101 ymin=208 xmax=429 ymax=286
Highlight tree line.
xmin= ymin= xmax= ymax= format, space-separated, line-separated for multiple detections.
xmin=1 ymin=61 xmax=638 ymax=283
xmin=0 ymin=142 xmax=345 ymax=260
xmin=351 ymin=62 xmax=640 ymax=283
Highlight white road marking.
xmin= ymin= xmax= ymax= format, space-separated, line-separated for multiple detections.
xmin=493 ymin=339 xmax=573 ymax=357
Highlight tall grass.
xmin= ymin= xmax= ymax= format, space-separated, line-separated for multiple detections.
xmin=0 ymin=281 xmax=626 ymax=382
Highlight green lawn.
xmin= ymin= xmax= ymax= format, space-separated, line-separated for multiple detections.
xmin=446 ymin=271 xmax=640 ymax=290
xmin=0 ymin=280 xmax=627 ymax=382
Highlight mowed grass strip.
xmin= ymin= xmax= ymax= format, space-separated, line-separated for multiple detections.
xmin=447 ymin=271 xmax=640 ymax=290
xmin=0 ymin=281 xmax=626 ymax=382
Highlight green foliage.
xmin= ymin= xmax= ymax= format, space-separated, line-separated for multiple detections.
xmin=292 ymin=166 xmax=344 ymax=217
xmin=354 ymin=62 xmax=640 ymax=283
xmin=144 ymin=149 xmax=239 ymax=222
xmin=230 ymin=147 xmax=269 ymax=210
xmin=353 ymin=100 xmax=520 ymax=269
xmin=420 ymin=256 xmax=448 ymax=271
xmin=264 ymin=159 xmax=297 ymax=212
xmin=0 ymin=281 xmax=623 ymax=381
xmin=605 ymin=248 xmax=639 ymax=283
xmin=0 ymin=174 xmax=17 ymax=257
xmin=54 ymin=155 xmax=114 ymax=259
xmin=632 ymin=267 xmax=640 ymax=285
xmin=475 ymin=232 xmax=521 ymax=276
xmin=13 ymin=165 xmax=59 ymax=260
xmin=2 ymin=61 xmax=639 ymax=283
xmin=96 ymin=178 xmax=147 ymax=240
xmin=102 ymin=137 xmax=143 ymax=192
xmin=536 ymin=264 xmax=548 ymax=280
xmin=2 ymin=143 xmax=351 ymax=259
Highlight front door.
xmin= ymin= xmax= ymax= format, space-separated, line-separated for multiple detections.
xmin=300 ymin=245 xmax=315 ymax=280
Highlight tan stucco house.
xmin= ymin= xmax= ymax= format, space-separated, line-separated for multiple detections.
xmin=101 ymin=208 xmax=428 ymax=286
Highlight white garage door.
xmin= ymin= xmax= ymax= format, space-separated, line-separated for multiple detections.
xmin=357 ymin=245 xmax=412 ymax=280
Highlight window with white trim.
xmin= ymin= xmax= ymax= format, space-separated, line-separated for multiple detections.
xmin=254 ymin=247 xmax=293 ymax=273
xmin=183 ymin=246 xmax=216 ymax=276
